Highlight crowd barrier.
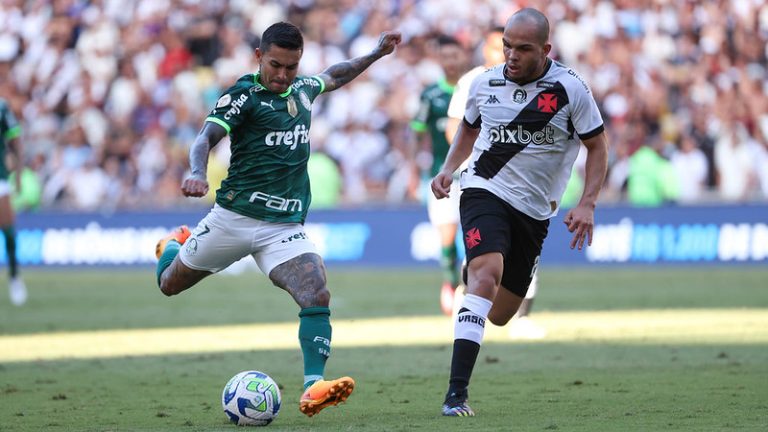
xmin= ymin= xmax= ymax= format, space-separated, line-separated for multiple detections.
xmin=6 ymin=204 xmax=767 ymax=269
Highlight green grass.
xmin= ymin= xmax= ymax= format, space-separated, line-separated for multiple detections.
xmin=1 ymin=267 xmax=767 ymax=431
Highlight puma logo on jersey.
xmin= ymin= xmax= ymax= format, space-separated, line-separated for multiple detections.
xmin=260 ymin=100 xmax=275 ymax=110
xmin=485 ymin=94 xmax=500 ymax=104
xmin=489 ymin=124 xmax=555 ymax=146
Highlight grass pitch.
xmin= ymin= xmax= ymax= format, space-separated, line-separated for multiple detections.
xmin=1 ymin=267 xmax=767 ymax=431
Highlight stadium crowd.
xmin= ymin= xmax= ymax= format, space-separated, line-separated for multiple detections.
xmin=0 ymin=0 xmax=766 ymax=211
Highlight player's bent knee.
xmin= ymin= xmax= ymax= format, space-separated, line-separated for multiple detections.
xmin=159 ymin=278 xmax=182 ymax=296
xmin=488 ymin=313 xmax=512 ymax=327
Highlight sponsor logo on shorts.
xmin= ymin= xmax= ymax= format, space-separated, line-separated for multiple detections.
xmin=465 ymin=227 xmax=482 ymax=249
xmin=185 ymin=238 xmax=199 ymax=255
xmin=281 ymin=232 xmax=308 ymax=243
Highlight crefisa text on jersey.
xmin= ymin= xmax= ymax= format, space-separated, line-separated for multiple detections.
xmin=223 ymin=93 xmax=249 ymax=120
xmin=265 ymin=124 xmax=310 ymax=150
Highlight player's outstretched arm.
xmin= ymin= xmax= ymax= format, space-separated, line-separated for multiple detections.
xmin=181 ymin=122 xmax=227 ymax=198
xmin=564 ymin=131 xmax=608 ymax=250
xmin=318 ymin=31 xmax=402 ymax=93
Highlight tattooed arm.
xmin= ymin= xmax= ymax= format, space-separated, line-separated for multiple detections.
xmin=318 ymin=31 xmax=402 ymax=93
xmin=180 ymin=122 xmax=228 ymax=198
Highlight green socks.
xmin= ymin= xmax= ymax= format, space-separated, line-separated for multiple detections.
xmin=298 ymin=306 xmax=332 ymax=389
xmin=156 ymin=240 xmax=181 ymax=286
xmin=2 ymin=226 xmax=17 ymax=278
xmin=441 ymin=244 xmax=459 ymax=287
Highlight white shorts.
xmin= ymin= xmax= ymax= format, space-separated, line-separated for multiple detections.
xmin=0 ymin=180 xmax=10 ymax=197
xmin=427 ymin=179 xmax=461 ymax=226
xmin=179 ymin=204 xmax=318 ymax=276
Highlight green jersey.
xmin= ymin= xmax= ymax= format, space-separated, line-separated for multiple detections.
xmin=206 ymin=73 xmax=325 ymax=224
xmin=0 ymin=99 xmax=21 ymax=179
xmin=410 ymin=79 xmax=454 ymax=177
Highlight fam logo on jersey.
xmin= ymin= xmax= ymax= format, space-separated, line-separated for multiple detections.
xmin=223 ymin=93 xmax=249 ymax=120
xmin=537 ymin=93 xmax=558 ymax=113
xmin=489 ymin=124 xmax=556 ymax=146
xmin=485 ymin=94 xmax=500 ymax=104
xmin=512 ymin=89 xmax=527 ymax=104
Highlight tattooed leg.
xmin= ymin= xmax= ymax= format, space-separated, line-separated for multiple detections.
xmin=160 ymin=258 xmax=212 ymax=296
xmin=269 ymin=253 xmax=330 ymax=308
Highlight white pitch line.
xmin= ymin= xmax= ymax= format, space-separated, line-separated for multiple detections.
xmin=1 ymin=309 xmax=767 ymax=362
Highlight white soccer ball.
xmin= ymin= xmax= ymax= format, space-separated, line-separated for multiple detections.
xmin=222 ymin=370 xmax=282 ymax=426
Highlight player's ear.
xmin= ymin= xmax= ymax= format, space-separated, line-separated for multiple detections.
xmin=542 ymin=43 xmax=552 ymax=57
xmin=255 ymin=48 xmax=263 ymax=63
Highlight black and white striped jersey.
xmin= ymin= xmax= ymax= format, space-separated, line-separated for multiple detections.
xmin=459 ymin=60 xmax=604 ymax=220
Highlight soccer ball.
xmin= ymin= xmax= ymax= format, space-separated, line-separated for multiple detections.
xmin=222 ymin=370 xmax=282 ymax=426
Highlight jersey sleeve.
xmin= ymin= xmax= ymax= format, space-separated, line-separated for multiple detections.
xmin=410 ymin=89 xmax=430 ymax=132
xmin=205 ymin=84 xmax=255 ymax=135
xmin=306 ymin=76 xmax=325 ymax=101
xmin=569 ymin=76 xmax=604 ymax=140
xmin=462 ymin=74 xmax=482 ymax=128
xmin=447 ymin=72 xmax=472 ymax=120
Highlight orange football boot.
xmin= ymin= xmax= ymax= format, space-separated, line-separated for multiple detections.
xmin=155 ymin=225 xmax=191 ymax=259
xmin=299 ymin=376 xmax=355 ymax=417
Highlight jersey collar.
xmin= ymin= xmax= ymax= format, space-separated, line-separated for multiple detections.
xmin=437 ymin=78 xmax=455 ymax=94
xmin=254 ymin=72 xmax=293 ymax=97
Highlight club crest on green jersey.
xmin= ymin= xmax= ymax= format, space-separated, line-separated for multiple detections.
xmin=286 ymin=96 xmax=298 ymax=117
xmin=299 ymin=91 xmax=311 ymax=111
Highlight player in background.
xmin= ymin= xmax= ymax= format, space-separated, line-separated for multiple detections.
xmin=446 ymin=26 xmax=546 ymax=339
xmin=432 ymin=8 xmax=608 ymax=416
xmin=154 ymin=22 xmax=401 ymax=417
xmin=410 ymin=35 xmax=469 ymax=316
xmin=0 ymin=98 xmax=26 ymax=306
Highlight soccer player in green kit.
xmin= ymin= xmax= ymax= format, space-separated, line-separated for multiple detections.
xmin=0 ymin=98 xmax=26 ymax=306
xmin=410 ymin=35 xmax=469 ymax=316
xmin=154 ymin=22 xmax=401 ymax=417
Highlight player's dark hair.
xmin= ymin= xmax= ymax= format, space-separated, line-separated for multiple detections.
xmin=260 ymin=22 xmax=303 ymax=52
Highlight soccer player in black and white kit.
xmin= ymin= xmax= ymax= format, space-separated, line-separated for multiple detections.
xmin=431 ymin=8 xmax=608 ymax=416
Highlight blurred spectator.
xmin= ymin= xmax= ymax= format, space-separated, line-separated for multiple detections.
xmin=0 ymin=0 xmax=765 ymax=210
xmin=670 ymin=134 xmax=708 ymax=203
xmin=627 ymin=141 xmax=679 ymax=207
xmin=307 ymin=150 xmax=342 ymax=209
